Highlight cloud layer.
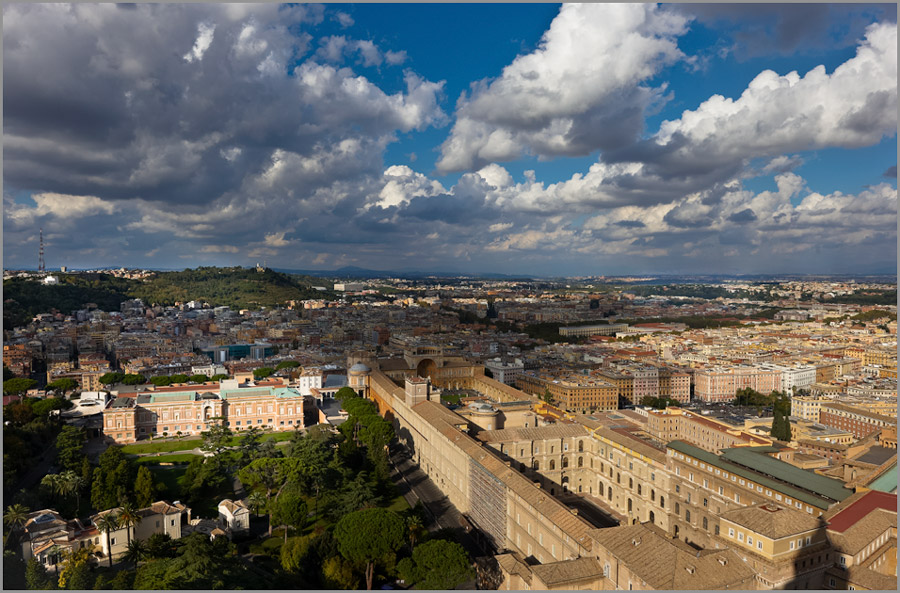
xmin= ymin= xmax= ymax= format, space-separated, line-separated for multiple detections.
xmin=3 ymin=4 xmax=896 ymax=275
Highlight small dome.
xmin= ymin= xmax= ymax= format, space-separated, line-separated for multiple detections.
xmin=348 ymin=363 xmax=371 ymax=375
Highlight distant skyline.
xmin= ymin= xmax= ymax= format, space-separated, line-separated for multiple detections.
xmin=3 ymin=3 xmax=897 ymax=276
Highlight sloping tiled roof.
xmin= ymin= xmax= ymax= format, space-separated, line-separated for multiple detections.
xmin=719 ymin=503 xmax=822 ymax=539
xmin=826 ymin=490 xmax=897 ymax=533
xmin=589 ymin=523 xmax=756 ymax=590
xmin=530 ymin=557 xmax=604 ymax=586
xmin=495 ymin=553 xmax=532 ymax=585
xmin=825 ymin=564 xmax=898 ymax=590
xmin=411 ymin=399 xmax=595 ymax=553
xmin=475 ymin=424 xmax=589 ymax=443
xmin=828 ymin=509 xmax=897 ymax=555
xmin=219 ymin=499 xmax=249 ymax=514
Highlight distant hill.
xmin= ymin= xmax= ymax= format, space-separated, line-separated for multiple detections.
xmin=273 ymin=266 xmax=533 ymax=280
xmin=2 ymin=267 xmax=333 ymax=330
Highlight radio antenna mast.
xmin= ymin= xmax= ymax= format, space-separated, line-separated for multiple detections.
xmin=39 ymin=228 xmax=45 ymax=273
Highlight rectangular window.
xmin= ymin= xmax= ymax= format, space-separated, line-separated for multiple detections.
xmin=738 ymin=533 xmax=744 ymax=542
xmin=111 ymin=537 xmax=116 ymax=546
xmin=757 ymin=541 xmax=762 ymax=550
xmin=747 ymin=536 xmax=753 ymax=546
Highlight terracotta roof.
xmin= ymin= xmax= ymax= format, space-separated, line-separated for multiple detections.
xmin=219 ymin=499 xmax=249 ymax=514
xmin=719 ymin=503 xmax=822 ymax=539
xmin=826 ymin=490 xmax=897 ymax=533
xmin=377 ymin=358 xmax=410 ymax=371
xmin=495 ymin=553 xmax=532 ymax=585
xmin=595 ymin=426 xmax=667 ymax=463
xmin=475 ymin=424 xmax=589 ymax=443
xmin=821 ymin=402 xmax=895 ymax=424
xmin=411 ymin=399 xmax=595 ymax=553
xmin=825 ymin=565 xmax=898 ymax=590
xmin=530 ymin=557 xmax=605 ymax=586
xmin=588 ymin=523 xmax=756 ymax=590
xmin=828 ymin=509 xmax=897 ymax=555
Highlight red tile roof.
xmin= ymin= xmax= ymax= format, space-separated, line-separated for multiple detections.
xmin=827 ymin=490 xmax=897 ymax=533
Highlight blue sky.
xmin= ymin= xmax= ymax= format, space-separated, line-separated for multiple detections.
xmin=3 ymin=3 xmax=897 ymax=276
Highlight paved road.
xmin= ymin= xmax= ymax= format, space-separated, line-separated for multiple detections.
xmin=389 ymin=448 xmax=484 ymax=563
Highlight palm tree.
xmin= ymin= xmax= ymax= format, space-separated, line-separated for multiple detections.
xmin=117 ymin=502 xmax=141 ymax=547
xmin=95 ymin=512 xmax=119 ymax=568
xmin=247 ymin=491 xmax=266 ymax=518
xmin=406 ymin=515 xmax=424 ymax=549
xmin=4 ymin=504 xmax=30 ymax=548
xmin=122 ymin=538 xmax=147 ymax=570
xmin=40 ymin=473 xmax=65 ymax=503
xmin=59 ymin=471 xmax=85 ymax=511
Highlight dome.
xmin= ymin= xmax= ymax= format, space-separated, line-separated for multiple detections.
xmin=348 ymin=363 xmax=371 ymax=375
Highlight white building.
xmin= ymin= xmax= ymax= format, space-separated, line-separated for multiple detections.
xmin=334 ymin=282 xmax=364 ymax=292
xmin=217 ymin=499 xmax=250 ymax=534
xmin=760 ymin=363 xmax=817 ymax=392
xmin=484 ymin=357 xmax=524 ymax=386
xmin=191 ymin=364 xmax=228 ymax=378
xmin=297 ymin=367 xmax=324 ymax=396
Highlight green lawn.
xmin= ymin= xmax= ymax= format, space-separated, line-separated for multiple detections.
xmin=440 ymin=393 xmax=462 ymax=405
xmin=120 ymin=430 xmax=297 ymax=454
xmin=121 ymin=438 xmax=203 ymax=454
xmin=135 ymin=453 xmax=202 ymax=465
xmin=386 ymin=494 xmax=410 ymax=514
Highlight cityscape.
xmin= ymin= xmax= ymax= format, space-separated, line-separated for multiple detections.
xmin=3 ymin=3 xmax=898 ymax=592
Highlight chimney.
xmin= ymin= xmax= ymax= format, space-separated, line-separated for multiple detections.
xmin=534 ymin=481 xmax=541 ymax=488
xmin=571 ymin=509 xmax=579 ymax=516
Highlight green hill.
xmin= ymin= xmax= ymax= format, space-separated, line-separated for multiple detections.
xmin=3 ymin=267 xmax=332 ymax=330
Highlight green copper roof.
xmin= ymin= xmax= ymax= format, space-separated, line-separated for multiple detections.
xmin=868 ymin=462 xmax=897 ymax=493
xmin=720 ymin=447 xmax=853 ymax=503
xmin=667 ymin=441 xmax=851 ymax=509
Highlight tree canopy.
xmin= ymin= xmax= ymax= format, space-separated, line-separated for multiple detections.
xmin=397 ymin=539 xmax=473 ymax=590
xmin=334 ymin=508 xmax=405 ymax=590
xmin=3 ymin=378 xmax=36 ymax=395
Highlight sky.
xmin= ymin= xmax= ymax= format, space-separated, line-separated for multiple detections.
xmin=3 ymin=3 xmax=897 ymax=277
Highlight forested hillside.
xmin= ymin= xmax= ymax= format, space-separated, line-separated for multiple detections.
xmin=3 ymin=268 xmax=331 ymax=330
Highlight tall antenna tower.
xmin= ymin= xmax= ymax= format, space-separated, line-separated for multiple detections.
xmin=38 ymin=228 xmax=45 ymax=273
